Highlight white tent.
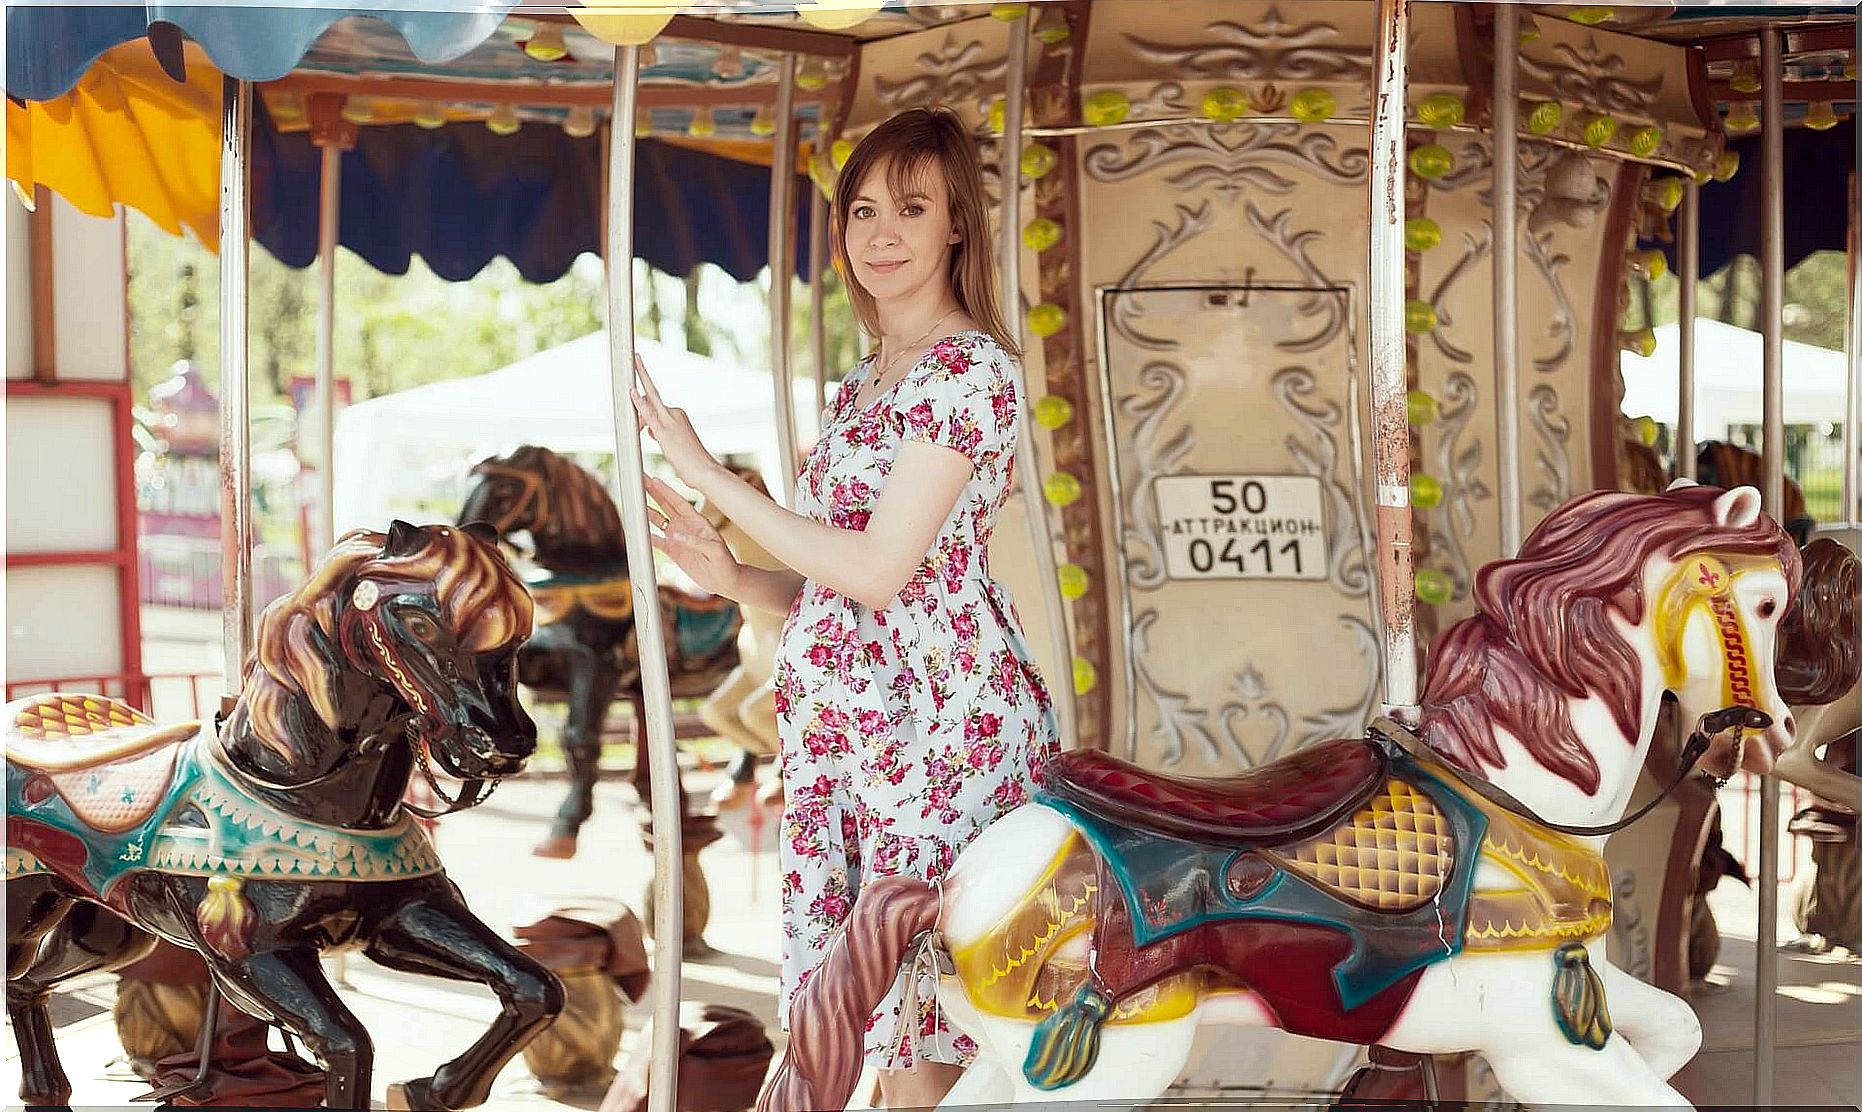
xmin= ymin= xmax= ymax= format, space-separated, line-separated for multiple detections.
xmin=333 ymin=332 xmax=817 ymax=534
xmin=1619 ymin=318 xmax=1851 ymax=435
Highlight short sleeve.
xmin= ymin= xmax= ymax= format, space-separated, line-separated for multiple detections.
xmin=891 ymin=336 xmax=1018 ymax=470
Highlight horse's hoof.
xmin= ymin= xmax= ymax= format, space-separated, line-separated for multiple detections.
xmin=387 ymin=1077 xmax=447 ymax=1111
xmin=533 ymin=835 xmax=578 ymax=859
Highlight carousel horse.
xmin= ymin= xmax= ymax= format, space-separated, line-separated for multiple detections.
xmin=1772 ymin=537 xmax=1861 ymax=953
xmin=763 ymin=484 xmax=1800 ymax=1111
xmin=1697 ymin=440 xmax=1816 ymax=546
xmin=698 ymin=478 xmax=787 ymax=812
xmin=457 ymin=445 xmax=743 ymax=858
xmin=1773 ymin=537 xmax=1861 ymax=814
xmin=6 ymin=523 xmax=563 ymax=1110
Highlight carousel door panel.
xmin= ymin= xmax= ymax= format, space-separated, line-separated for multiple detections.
xmin=1099 ymin=285 xmax=1379 ymax=776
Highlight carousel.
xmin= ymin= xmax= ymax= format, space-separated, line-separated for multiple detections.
xmin=4 ymin=0 xmax=1857 ymax=1109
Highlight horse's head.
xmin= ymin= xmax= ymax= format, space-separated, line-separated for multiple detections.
xmin=459 ymin=445 xmax=552 ymax=543
xmin=1644 ymin=485 xmax=1799 ymax=777
xmin=336 ymin=521 xmax=538 ymax=779
xmin=459 ymin=445 xmax=624 ymax=567
xmin=1422 ymin=484 xmax=1800 ymax=795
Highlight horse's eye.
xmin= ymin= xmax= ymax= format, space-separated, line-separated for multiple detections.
xmin=405 ymin=614 xmax=439 ymax=642
xmin=1757 ymin=598 xmax=1777 ymax=620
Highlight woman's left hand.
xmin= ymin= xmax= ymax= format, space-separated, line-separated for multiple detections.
xmin=632 ymin=355 xmax=723 ymax=487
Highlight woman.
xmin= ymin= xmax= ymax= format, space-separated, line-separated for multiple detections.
xmin=631 ymin=106 xmax=1058 ymax=1107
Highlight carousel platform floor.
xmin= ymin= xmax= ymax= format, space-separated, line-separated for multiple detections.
xmin=6 ymin=769 xmax=1857 ymax=1110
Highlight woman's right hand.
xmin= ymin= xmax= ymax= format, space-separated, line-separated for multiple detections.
xmin=644 ymin=475 xmax=743 ymax=598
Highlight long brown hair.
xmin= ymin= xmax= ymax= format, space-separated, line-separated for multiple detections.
xmin=1776 ymin=538 xmax=1860 ymax=706
xmin=832 ymin=107 xmax=1020 ymax=358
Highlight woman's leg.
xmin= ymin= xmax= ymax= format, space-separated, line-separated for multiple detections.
xmin=877 ymin=1061 xmax=965 ymax=1109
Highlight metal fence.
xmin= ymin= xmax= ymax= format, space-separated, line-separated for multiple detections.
xmin=138 ymin=533 xmax=301 ymax=612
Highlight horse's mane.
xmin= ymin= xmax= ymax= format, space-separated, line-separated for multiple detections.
xmin=1776 ymin=538 xmax=1861 ymax=707
xmin=236 ymin=527 xmax=534 ymax=766
xmin=500 ymin=445 xmax=624 ymax=555
xmin=1419 ymin=486 xmax=1799 ymax=794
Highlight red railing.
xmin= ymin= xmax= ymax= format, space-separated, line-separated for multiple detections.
xmin=4 ymin=670 xmax=221 ymax=721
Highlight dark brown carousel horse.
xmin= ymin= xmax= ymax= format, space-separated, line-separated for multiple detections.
xmin=457 ymin=445 xmax=743 ymax=859
xmin=6 ymin=523 xmax=562 ymax=1110
xmin=1696 ymin=440 xmax=1815 ymax=545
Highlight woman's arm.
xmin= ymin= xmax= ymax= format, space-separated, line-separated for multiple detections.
xmin=688 ymin=445 xmax=971 ymax=610
xmin=731 ymin=563 xmax=809 ymax=617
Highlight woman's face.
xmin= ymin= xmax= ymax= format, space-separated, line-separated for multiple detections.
xmin=843 ymin=156 xmax=961 ymax=310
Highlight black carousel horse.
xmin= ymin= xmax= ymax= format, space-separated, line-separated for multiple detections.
xmin=6 ymin=522 xmax=562 ymax=1110
xmin=458 ymin=445 xmax=743 ymax=860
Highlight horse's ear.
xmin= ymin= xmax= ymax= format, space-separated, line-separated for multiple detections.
xmin=384 ymin=520 xmax=426 ymax=557
xmin=460 ymin=520 xmax=500 ymax=546
xmin=1712 ymin=486 xmax=1762 ymax=528
xmin=1665 ymin=477 xmax=1699 ymax=492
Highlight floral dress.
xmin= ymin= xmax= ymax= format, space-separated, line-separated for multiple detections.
xmin=774 ymin=329 xmax=1059 ymax=1068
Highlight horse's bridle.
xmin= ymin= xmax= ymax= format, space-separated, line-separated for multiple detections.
xmin=1372 ymin=706 xmax=1769 ymax=839
xmin=469 ymin=462 xmax=551 ymax=538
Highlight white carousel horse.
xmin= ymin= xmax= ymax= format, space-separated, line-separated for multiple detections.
xmin=763 ymin=485 xmax=1801 ymax=1111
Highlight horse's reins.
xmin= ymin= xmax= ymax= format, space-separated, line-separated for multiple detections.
xmin=211 ymin=703 xmax=502 ymax=817
xmin=1371 ymin=705 xmax=1769 ymax=838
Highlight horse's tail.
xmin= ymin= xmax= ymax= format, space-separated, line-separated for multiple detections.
xmin=758 ymin=875 xmax=941 ymax=1112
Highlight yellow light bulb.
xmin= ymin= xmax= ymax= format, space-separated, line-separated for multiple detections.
xmin=564 ymin=104 xmax=598 ymax=139
xmin=487 ymin=103 xmax=520 ymax=136
xmin=1804 ymin=101 xmax=1838 ymax=131
xmin=688 ymin=105 xmax=716 ymax=138
xmin=796 ymin=0 xmax=884 ymax=32
xmin=413 ymin=100 xmax=446 ymax=130
xmin=523 ymin=23 xmax=569 ymax=63
xmin=1723 ymin=101 xmax=1759 ymax=135
xmin=750 ymin=105 xmax=776 ymax=137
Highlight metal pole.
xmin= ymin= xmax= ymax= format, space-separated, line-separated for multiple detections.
xmin=606 ymin=44 xmax=683 ymax=1112
xmin=809 ymin=166 xmax=829 ymax=430
xmin=313 ymin=143 xmax=340 ymax=554
xmin=1678 ymin=179 xmax=1699 ymax=480
xmin=1369 ymin=0 xmax=1418 ymax=716
xmin=998 ymin=15 xmax=1076 ymax=745
xmin=1844 ymin=172 xmax=1858 ymax=526
xmin=218 ymin=76 xmax=253 ymax=693
xmin=767 ymin=55 xmax=800 ymax=505
xmin=1754 ymin=24 xmax=1784 ymax=1107
xmin=1491 ymin=4 xmax=1521 ymax=556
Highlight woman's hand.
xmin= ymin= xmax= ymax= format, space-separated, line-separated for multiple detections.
xmin=632 ymin=355 xmax=724 ymax=488
xmin=644 ymin=475 xmax=743 ymax=598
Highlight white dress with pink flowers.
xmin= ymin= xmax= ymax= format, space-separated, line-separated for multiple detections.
xmin=773 ymin=329 xmax=1058 ymax=1067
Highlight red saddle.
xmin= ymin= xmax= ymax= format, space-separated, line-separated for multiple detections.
xmin=1045 ymin=739 xmax=1386 ymax=847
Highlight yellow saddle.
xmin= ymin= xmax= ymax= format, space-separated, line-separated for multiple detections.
xmin=5 ymin=694 xmax=199 ymax=833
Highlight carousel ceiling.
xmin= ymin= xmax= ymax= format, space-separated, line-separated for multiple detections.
xmin=6 ymin=1 xmax=1854 ymax=282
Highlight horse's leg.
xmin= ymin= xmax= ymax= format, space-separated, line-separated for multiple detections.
xmin=1483 ymin=1035 xmax=1690 ymax=1106
xmin=363 ymin=888 xmax=563 ymax=1110
xmin=206 ymin=946 xmax=374 ymax=1110
xmin=1385 ymin=954 xmax=1690 ymax=1107
xmin=6 ymin=879 xmax=88 ymax=1105
xmin=699 ymin=666 xmax=760 ymax=810
xmin=1599 ymin=961 xmax=1702 ymax=1080
xmin=539 ymin=645 xmax=616 ymax=856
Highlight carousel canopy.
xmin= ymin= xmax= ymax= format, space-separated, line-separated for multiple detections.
xmin=6 ymin=2 xmax=1856 ymax=282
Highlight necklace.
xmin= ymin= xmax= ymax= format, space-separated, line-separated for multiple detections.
xmin=868 ymin=307 xmax=960 ymax=401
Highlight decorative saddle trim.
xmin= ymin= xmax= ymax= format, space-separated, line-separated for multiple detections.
xmin=143 ymin=745 xmax=444 ymax=881
xmin=5 ymin=693 xmax=201 ymax=774
xmin=1369 ymin=719 xmax=1612 ymax=949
